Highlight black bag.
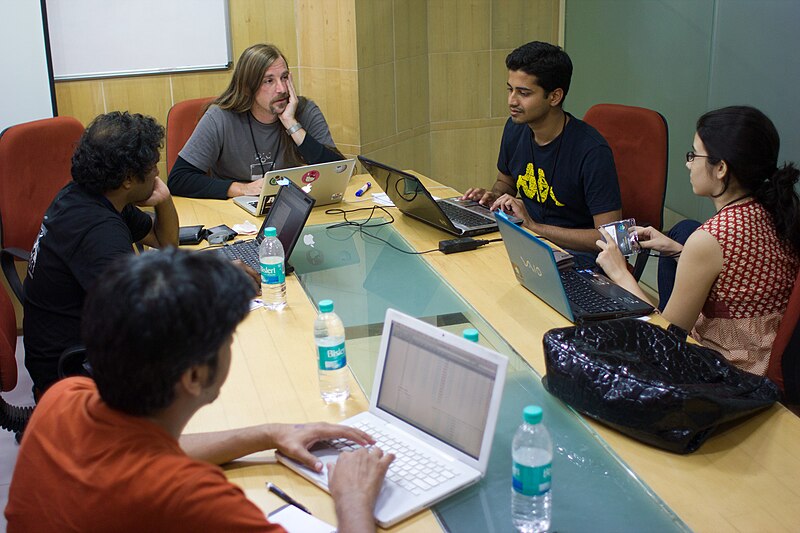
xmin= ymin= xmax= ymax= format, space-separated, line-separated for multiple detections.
xmin=542 ymin=318 xmax=779 ymax=454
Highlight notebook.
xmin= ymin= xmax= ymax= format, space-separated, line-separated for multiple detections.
xmin=277 ymin=309 xmax=508 ymax=528
xmin=212 ymin=181 xmax=315 ymax=273
xmin=233 ymin=159 xmax=356 ymax=216
xmin=495 ymin=211 xmax=654 ymax=322
xmin=357 ymin=156 xmax=498 ymax=236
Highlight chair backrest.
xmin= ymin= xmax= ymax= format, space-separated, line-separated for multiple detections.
xmin=583 ymin=104 xmax=669 ymax=231
xmin=0 ymin=116 xmax=84 ymax=251
xmin=768 ymin=269 xmax=800 ymax=400
xmin=166 ymin=97 xmax=215 ymax=175
xmin=0 ymin=287 xmax=18 ymax=392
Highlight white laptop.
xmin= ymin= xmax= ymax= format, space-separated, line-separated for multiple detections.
xmin=277 ymin=309 xmax=508 ymax=527
xmin=233 ymin=158 xmax=356 ymax=216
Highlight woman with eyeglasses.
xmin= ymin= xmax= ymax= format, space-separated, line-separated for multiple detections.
xmin=596 ymin=105 xmax=800 ymax=376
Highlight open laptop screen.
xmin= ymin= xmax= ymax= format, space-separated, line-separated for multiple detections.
xmin=376 ymin=321 xmax=499 ymax=460
xmin=359 ymin=156 xmax=455 ymax=232
xmin=257 ymin=182 xmax=315 ymax=257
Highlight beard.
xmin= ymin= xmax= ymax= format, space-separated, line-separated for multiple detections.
xmin=269 ymin=94 xmax=289 ymax=115
xmin=509 ymin=107 xmax=527 ymax=123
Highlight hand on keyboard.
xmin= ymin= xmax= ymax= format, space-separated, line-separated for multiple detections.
xmin=328 ymin=447 xmax=394 ymax=525
xmin=230 ymin=260 xmax=262 ymax=296
xmin=341 ymin=421 xmax=460 ymax=496
xmin=490 ymin=194 xmax=532 ymax=228
xmin=461 ymin=187 xmax=498 ymax=206
xmin=271 ymin=421 xmax=375 ymax=473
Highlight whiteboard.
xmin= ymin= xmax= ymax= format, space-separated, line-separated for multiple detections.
xmin=46 ymin=0 xmax=231 ymax=80
xmin=0 ymin=0 xmax=55 ymax=132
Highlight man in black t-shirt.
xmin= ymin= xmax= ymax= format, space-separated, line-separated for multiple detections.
xmin=462 ymin=42 xmax=621 ymax=261
xmin=23 ymin=112 xmax=179 ymax=394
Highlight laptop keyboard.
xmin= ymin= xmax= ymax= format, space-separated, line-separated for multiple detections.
xmin=559 ymin=269 xmax=629 ymax=314
xmin=217 ymin=241 xmax=259 ymax=270
xmin=437 ymin=201 xmax=493 ymax=228
xmin=329 ymin=420 xmax=459 ymax=496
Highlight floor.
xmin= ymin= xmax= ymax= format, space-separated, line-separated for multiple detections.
xmin=0 ymin=337 xmax=35 ymax=530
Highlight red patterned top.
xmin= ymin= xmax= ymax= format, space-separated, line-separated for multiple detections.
xmin=692 ymin=200 xmax=799 ymax=375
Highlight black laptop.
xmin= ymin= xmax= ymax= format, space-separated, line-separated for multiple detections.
xmin=211 ymin=181 xmax=315 ymax=273
xmin=358 ymin=156 xmax=498 ymax=237
xmin=496 ymin=212 xmax=654 ymax=321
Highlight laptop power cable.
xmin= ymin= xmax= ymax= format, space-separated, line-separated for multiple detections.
xmin=439 ymin=237 xmax=499 ymax=254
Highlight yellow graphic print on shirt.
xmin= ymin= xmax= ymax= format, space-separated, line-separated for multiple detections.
xmin=516 ymin=163 xmax=564 ymax=206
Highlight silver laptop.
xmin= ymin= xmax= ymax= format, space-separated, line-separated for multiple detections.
xmin=277 ymin=309 xmax=508 ymax=527
xmin=233 ymin=158 xmax=356 ymax=216
xmin=358 ymin=156 xmax=499 ymax=236
xmin=495 ymin=211 xmax=654 ymax=322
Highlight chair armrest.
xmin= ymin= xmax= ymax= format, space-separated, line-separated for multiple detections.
xmin=58 ymin=345 xmax=91 ymax=379
xmin=0 ymin=247 xmax=29 ymax=303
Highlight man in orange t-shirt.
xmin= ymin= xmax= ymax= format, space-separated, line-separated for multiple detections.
xmin=6 ymin=249 xmax=393 ymax=532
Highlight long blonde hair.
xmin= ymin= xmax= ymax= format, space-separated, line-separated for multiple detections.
xmin=213 ymin=44 xmax=341 ymax=167
xmin=215 ymin=44 xmax=284 ymax=112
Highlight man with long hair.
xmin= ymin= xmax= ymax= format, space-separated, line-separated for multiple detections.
xmin=168 ymin=43 xmax=343 ymax=199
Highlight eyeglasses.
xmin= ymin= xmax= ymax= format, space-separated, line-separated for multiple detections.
xmin=686 ymin=151 xmax=715 ymax=163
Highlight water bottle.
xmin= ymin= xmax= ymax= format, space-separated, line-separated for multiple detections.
xmin=512 ymin=405 xmax=552 ymax=532
xmin=463 ymin=328 xmax=479 ymax=342
xmin=313 ymin=300 xmax=350 ymax=403
xmin=258 ymin=227 xmax=286 ymax=310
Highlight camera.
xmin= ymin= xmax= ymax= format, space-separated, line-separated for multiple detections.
xmin=599 ymin=218 xmax=641 ymax=256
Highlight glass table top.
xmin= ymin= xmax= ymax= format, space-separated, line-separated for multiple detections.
xmin=292 ymin=221 xmax=688 ymax=532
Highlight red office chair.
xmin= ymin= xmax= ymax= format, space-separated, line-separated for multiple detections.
xmin=768 ymin=269 xmax=800 ymax=409
xmin=0 ymin=116 xmax=85 ymax=302
xmin=0 ymin=287 xmax=34 ymax=436
xmin=583 ymin=104 xmax=669 ymax=280
xmin=166 ymin=97 xmax=214 ymax=175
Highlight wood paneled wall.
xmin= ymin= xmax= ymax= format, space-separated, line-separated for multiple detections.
xmin=53 ymin=0 xmax=560 ymax=192
xmin=427 ymin=0 xmax=561 ymax=193
xmin=357 ymin=0 xmax=561 ymax=193
xmin=357 ymin=0 xmax=432 ymax=177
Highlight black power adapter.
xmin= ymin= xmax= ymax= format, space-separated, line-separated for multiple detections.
xmin=439 ymin=237 xmax=490 ymax=254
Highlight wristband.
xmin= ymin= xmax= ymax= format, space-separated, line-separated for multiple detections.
xmin=286 ymin=122 xmax=303 ymax=136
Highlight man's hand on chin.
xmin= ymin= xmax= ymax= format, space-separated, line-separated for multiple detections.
xmin=138 ymin=177 xmax=172 ymax=207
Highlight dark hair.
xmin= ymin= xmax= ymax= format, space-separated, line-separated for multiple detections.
xmin=71 ymin=111 xmax=164 ymax=194
xmin=697 ymin=105 xmax=800 ymax=252
xmin=506 ymin=41 xmax=573 ymax=106
xmin=82 ymin=249 xmax=255 ymax=416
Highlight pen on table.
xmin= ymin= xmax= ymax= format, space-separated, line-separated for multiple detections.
xmin=354 ymin=181 xmax=372 ymax=197
xmin=266 ymin=482 xmax=311 ymax=514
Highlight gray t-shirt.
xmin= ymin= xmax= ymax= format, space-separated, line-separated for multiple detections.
xmin=179 ymin=102 xmax=335 ymax=182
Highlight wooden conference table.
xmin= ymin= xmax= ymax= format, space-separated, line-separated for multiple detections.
xmin=179 ymin=173 xmax=800 ymax=532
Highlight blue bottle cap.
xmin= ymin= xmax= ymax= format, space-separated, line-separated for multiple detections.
xmin=463 ymin=328 xmax=479 ymax=342
xmin=264 ymin=226 xmax=277 ymax=237
xmin=523 ymin=405 xmax=543 ymax=425
xmin=318 ymin=299 xmax=334 ymax=313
